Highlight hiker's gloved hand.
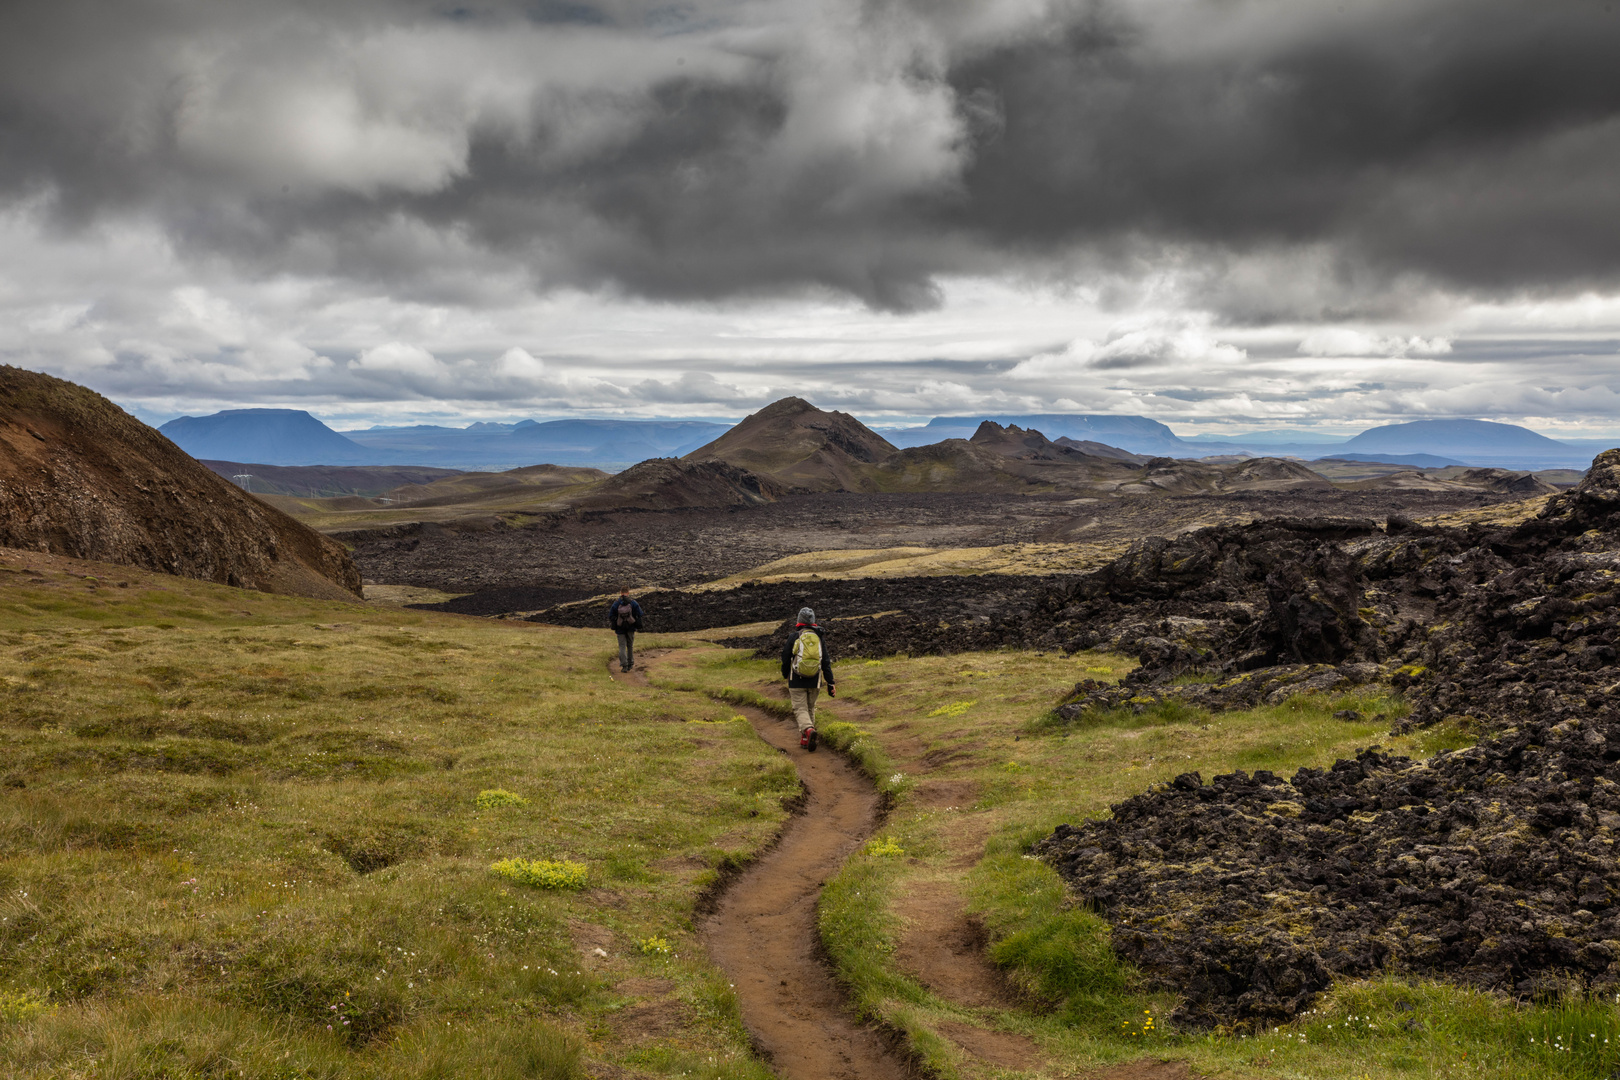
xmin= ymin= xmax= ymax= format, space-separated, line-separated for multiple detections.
xmin=827 ymin=684 xmax=836 ymax=698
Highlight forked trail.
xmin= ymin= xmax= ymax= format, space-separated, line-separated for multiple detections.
xmin=611 ymin=653 xmax=911 ymax=1080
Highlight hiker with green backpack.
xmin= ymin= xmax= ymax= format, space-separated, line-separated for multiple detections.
xmin=780 ymin=607 xmax=835 ymax=751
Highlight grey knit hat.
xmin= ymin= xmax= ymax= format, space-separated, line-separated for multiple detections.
xmin=796 ymin=607 xmax=815 ymax=625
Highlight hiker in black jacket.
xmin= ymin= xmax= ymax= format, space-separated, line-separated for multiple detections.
xmin=779 ymin=607 xmax=834 ymax=751
xmin=607 ymin=589 xmax=644 ymax=672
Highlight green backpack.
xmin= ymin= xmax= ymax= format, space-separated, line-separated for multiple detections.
xmin=793 ymin=631 xmax=823 ymax=678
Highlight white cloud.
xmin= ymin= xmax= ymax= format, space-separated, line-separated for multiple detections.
xmin=353 ymin=342 xmax=441 ymax=378
xmin=1009 ymin=321 xmax=1248 ymax=380
xmin=1007 ymin=339 xmax=1100 ymax=380
xmin=495 ymin=347 xmax=547 ymax=380
xmin=1093 ymin=325 xmax=1249 ymax=371
xmin=1298 ymin=329 xmax=1454 ymax=357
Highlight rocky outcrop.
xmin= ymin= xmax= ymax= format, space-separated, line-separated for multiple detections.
xmin=1038 ymin=711 xmax=1620 ymax=1029
xmin=0 ymin=366 xmax=360 ymax=599
xmin=1033 ymin=451 xmax=1620 ymax=1027
xmin=1450 ymin=467 xmax=1559 ymax=496
xmin=564 ymin=458 xmax=786 ymax=510
xmin=1029 ymin=454 xmax=1620 ymax=732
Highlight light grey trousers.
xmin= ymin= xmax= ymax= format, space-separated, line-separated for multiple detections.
xmin=616 ymin=631 xmax=635 ymax=670
xmin=789 ymin=686 xmax=819 ymax=733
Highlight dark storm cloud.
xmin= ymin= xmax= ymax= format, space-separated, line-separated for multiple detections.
xmin=950 ymin=0 xmax=1620 ymax=301
xmin=3 ymin=0 xmax=1620 ymax=314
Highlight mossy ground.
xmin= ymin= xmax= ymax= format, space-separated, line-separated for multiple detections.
xmin=659 ymin=646 xmax=1620 ymax=1079
xmin=9 ymin=547 xmax=1617 ymax=1079
xmin=0 ymin=552 xmax=785 ymax=1079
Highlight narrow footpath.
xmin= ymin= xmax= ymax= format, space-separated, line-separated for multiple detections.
xmin=610 ymin=653 xmax=911 ymax=1080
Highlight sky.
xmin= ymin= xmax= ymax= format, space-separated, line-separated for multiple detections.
xmin=3 ymin=0 xmax=1620 ymax=437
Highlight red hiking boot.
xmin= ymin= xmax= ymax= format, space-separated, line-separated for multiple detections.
xmin=801 ymin=726 xmax=817 ymax=751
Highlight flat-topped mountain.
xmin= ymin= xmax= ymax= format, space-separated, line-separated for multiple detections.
xmin=684 ymin=397 xmax=897 ymax=490
xmin=1345 ymin=418 xmax=1569 ymax=456
xmin=160 ymin=408 xmax=371 ymax=466
xmin=0 ymin=367 xmax=360 ymax=599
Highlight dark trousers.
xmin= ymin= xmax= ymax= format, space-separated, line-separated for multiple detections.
xmin=616 ymin=631 xmax=635 ymax=671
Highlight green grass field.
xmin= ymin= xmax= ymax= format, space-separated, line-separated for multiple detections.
xmin=0 ymin=554 xmax=788 ymax=1079
xmin=7 ymin=550 xmax=1619 ymax=1079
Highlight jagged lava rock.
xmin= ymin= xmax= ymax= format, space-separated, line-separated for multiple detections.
xmin=1039 ymin=712 xmax=1620 ymax=1028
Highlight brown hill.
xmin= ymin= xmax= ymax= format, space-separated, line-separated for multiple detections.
xmin=1448 ymin=467 xmax=1559 ymax=496
xmin=683 ymin=397 xmax=896 ymax=491
xmin=1116 ymin=456 xmax=1333 ymax=496
xmin=868 ymin=423 xmax=1145 ymax=493
xmin=1053 ymin=435 xmax=1149 ymax=463
xmin=970 ymin=421 xmax=1139 ymax=464
xmin=0 ymin=366 xmax=360 ymax=599
xmin=563 ymin=458 xmax=786 ymax=510
xmin=867 ymin=439 xmax=1053 ymax=492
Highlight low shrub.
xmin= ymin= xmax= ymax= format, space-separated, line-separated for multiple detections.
xmin=490 ymin=858 xmax=588 ymax=890
xmin=0 ymin=988 xmax=49 ymax=1021
xmin=865 ymin=836 xmax=905 ymax=858
xmin=476 ymin=788 xmax=528 ymax=809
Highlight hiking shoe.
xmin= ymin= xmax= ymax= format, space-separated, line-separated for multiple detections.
xmin=805 ymin=727 xmax=818 ymax=752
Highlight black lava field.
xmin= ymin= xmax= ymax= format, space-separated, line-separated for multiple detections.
xmin=1033 ymin=451 xmax=1620 ymax=1026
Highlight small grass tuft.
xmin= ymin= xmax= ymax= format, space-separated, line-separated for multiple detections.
xmin=476 ymin=788 xmax=529 ymax=809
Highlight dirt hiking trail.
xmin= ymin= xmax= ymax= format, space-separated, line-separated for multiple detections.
xmin=611 ymin=652 xmax=911 ymax=1080
xmin=609 ymin=648 xmax=1197 ymax=1080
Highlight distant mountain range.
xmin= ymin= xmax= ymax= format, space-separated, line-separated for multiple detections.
xmin=343 ymin=417 xmax=730 ymax=468
xmin=158 ymin=407 xmax=1617 ymax=473
xmin=674 ymin=399 xmax=1332 ymax=499
xmin=159 ymin=411 xmax=729 ymax=469
xmin=155 ymin=396 xmax=1588 ymax=534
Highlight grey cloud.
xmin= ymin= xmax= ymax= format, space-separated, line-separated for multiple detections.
xmin=4 ymin=0 xmax=1620 ymax=319
xmin=1089 ymin=353 xmax=1157 ymax=371
xmin=949 ymin=0 xmax=1620 ymax=306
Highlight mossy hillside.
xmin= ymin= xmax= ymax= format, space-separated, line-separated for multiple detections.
xmin=656 ymin=645 xmax=1620 ymax=1079
xmin=0 ymin=551 xmax=786 ymax=1079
